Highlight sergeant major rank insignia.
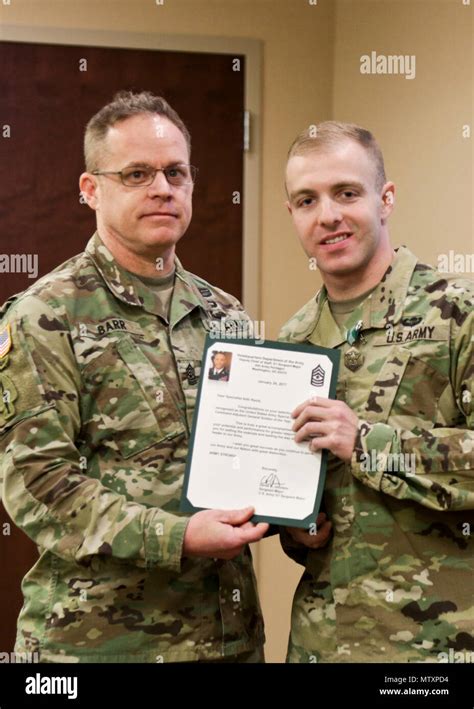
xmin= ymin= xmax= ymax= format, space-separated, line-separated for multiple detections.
xmin=185 ymin=363 xmax=197 ymax=386
xmin=310 ymin=364 xmax=325 ymax=387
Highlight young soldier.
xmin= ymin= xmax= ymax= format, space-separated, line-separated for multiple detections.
xmin=281 ymin=122 xmax=473 ymax=663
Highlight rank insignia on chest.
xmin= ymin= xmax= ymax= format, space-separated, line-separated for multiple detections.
xmin=185 ymin=363 xmax=197 ymax=385
xmin=310 ymin=364 xmax=325 ymax=386
xmin=344 ymin=347 xmax=364 ymax=371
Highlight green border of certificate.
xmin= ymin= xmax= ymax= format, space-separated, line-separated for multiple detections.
xmin=181 ymin=336 xmax=340 ymax=528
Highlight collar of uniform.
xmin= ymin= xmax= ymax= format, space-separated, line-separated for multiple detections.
xmin=307 ymin=245 xmax=418 ymax=345
xmin=281 ymin=290 xmax=323 ymax=343
xmin=307 ymin=292 xmax=346 ymax=348
xmin=86 ymin=232 xmax=149 ymax=309
xmin=362 ymin=245 xmax=418 ymax=330
xmin=280 ymin=287 xmax=346 ymax=348
xmin=169 ymin=258 xmax=210 ymax=327
xmin=85 ymin=232 xmax=207 ymax=321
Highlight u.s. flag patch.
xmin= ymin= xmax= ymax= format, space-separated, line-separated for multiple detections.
xmin=0 ymin=325 xmax=12 ymax=358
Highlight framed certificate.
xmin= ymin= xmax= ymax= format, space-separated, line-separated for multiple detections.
xmin=181 ymin=337 xmax=340 ymax=527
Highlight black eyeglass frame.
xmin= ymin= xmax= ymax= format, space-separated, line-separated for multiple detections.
xmin=91 ymin=163 xmax=198 ymax=187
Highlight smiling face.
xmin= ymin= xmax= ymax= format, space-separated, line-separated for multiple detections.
xmin=80 ymin=113 xmax=193 ymax=267
xmin=213 ymin=353 xmax=226 ymax=370
xmin=285 ymin=139 xmax=395 ymax=290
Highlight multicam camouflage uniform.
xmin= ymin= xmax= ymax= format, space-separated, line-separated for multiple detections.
xmin=279 ymin=246 xmax=473 ymax=663
xmin=0 ymin=233 xmax=264 ymax=663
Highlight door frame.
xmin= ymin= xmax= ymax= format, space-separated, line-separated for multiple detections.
xmin=0 ymin=25 xmax=262 ymax=318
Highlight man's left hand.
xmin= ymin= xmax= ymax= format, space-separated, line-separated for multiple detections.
xmin=292 ymin=397 xmax=359 ymax=462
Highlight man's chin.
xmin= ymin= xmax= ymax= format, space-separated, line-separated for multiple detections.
xmin=140 ymin=229 xmax=184 ymax=251
xmin=316 ymin=255 xmax=359 ymax=276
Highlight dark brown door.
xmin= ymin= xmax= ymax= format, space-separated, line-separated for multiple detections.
xmin=0 ymin=39 xmax=245 ymax=652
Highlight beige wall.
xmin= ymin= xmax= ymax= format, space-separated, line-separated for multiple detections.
xmin=1 ymin=0 xmax=471 ymax=663
xmin=332 ymin=0 xmax=473 ymax=268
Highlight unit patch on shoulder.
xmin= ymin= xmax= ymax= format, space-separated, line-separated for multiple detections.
xmin=0 ymin=324 xmax=12 ymax=368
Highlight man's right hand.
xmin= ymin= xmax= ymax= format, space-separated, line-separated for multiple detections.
xmin=183 ymin=507 xmax=269 ymax=560
xmin=285 ymin=512 xmax=332 ymax=549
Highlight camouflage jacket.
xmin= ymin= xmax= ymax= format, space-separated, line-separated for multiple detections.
xmin=279 ymin=246 xmax=473 ymax=663
xmin=0 ymin=232 xmax=264 ymax=663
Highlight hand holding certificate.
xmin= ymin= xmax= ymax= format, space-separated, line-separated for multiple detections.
xmin=181 ymin=337 xmax=340 ymax=527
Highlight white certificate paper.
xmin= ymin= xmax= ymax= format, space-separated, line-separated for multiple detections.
xmin=181 ymin=337 xmax=340 ymax=527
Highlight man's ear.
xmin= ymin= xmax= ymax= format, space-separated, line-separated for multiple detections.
xmin=79 ymin=173 xmax=100 ymax=211
xmin=380 ymin=182 xmax=395 ymax=222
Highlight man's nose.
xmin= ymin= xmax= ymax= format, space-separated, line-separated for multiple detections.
xmin=146 ymin=169 xmax=173 ymax=198
xmin=317 ymin=197 xmax=343 ymax=227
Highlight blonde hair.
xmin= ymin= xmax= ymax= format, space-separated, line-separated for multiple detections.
xmin=288 ymin=121 xmax=386 ymax=190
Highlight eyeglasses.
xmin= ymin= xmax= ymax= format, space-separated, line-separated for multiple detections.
xmin=92 ymin=163 xmax=198 ymax=187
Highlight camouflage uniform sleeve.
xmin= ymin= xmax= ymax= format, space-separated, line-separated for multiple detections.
xmin=0 ymin=297 xmax=189 ymax=572
xmin=351 ymin=308 xmax=474 ymax=511
xmin=279 ymin=527 xmax=309 ymax=566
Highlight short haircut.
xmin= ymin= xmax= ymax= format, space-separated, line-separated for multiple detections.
xmin=287 ymin=121 xmax=386 ymax=190
xmin=84 ymin=90 xmax=191 ymax=171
